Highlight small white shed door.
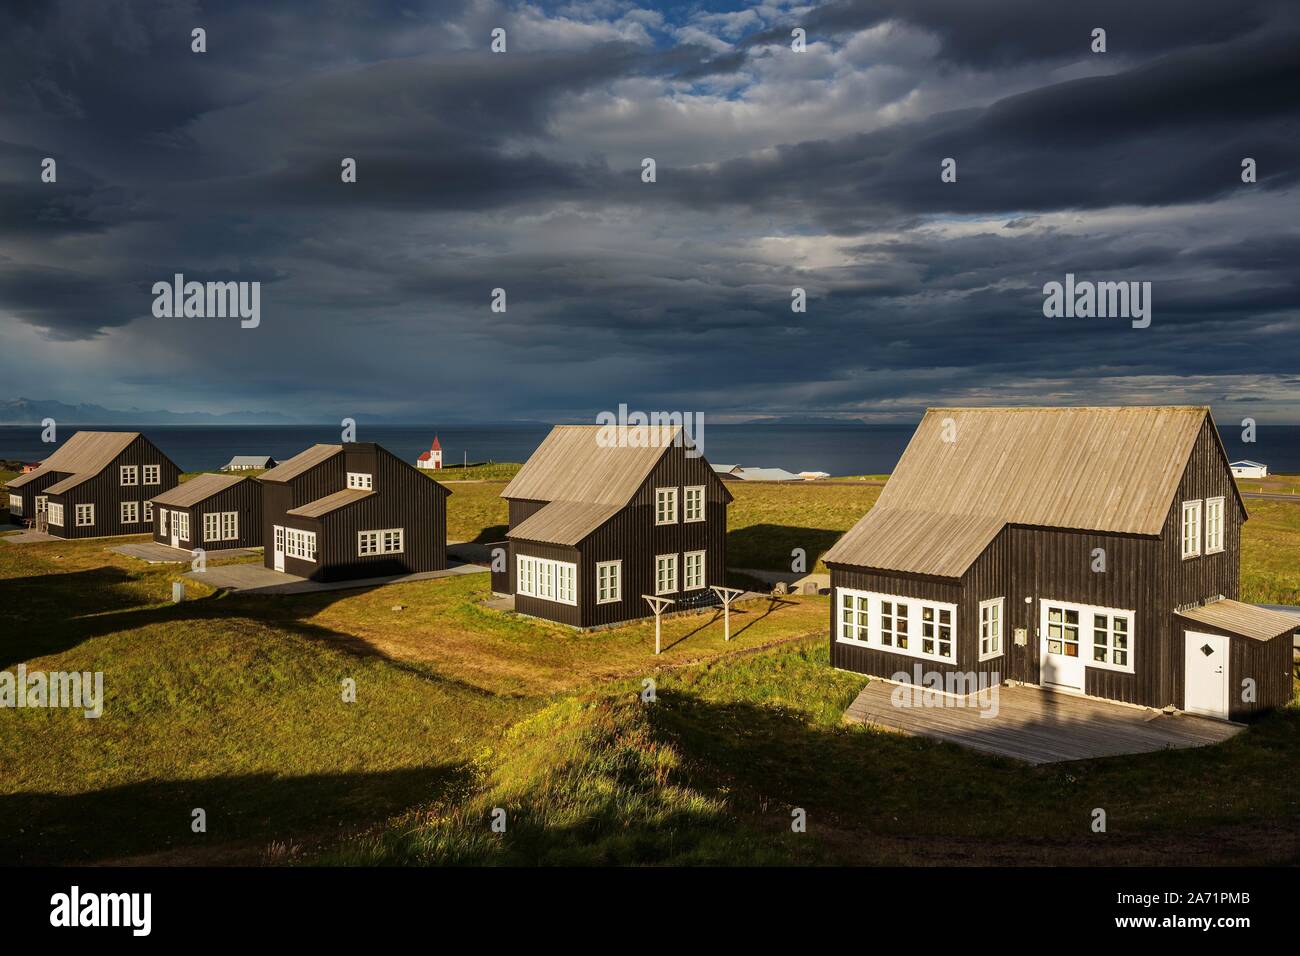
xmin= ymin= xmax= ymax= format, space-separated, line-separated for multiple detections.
xmin=1184 ymin=631 xmax=1229 ymax=720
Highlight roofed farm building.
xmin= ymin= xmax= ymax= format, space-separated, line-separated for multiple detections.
xmin=493 ymin=424 xmax=732 ymax=628
xmin=259 ymin=442 xmax=449 ymax=582
xmin=221 ymin=455 xmax=277 ymax=472
xmin=823 ymin=406 xmax=1297 ymax=722
xmin=150 ymin=474 xmax=262 ymax=552
xmin=5 ymin=431 xmax=180 ymax=538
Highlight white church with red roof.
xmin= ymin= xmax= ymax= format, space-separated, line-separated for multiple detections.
xmin=416 ymin=436 xmax=443 ymax=470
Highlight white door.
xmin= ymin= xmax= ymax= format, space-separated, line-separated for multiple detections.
xmin=168 ymin=511 xmax=180 ymax=549
xmin=1184 ymin=631 xmax=1229 ymax=719
xmin=273 ymin=525 xmax=285 ymax=572
xmin=1040 ymin=601 xmax=1085 ymax=691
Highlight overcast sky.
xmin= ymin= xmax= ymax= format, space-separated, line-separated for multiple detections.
xmin=1 ymin=0 xmax=1297 ymax=422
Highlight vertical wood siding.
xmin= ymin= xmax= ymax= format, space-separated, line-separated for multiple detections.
xmin=152 ymin=480 xmax=262 ymax=551
xmin=46 ymin=435 xmax=181 ymax=539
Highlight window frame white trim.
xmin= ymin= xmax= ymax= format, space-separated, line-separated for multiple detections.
xmin=595 ymin=559 xmax=622 ymax=604
xmin=1042 ymin=597 xmax=1136 ymax=675
xmin=683 ymin=549 xmax=706 ymax=591
xmin=285 ymin=527 xmax=316 ymax=562
xmin=357 ymin=528 xmax=404 ymax=556
xmin=75 ymin=503 xmax=95 ymax=527
xmin=7 ymin=494 xmax=20 ymax=515
xmin=655 ymin=552 xmax=679 ymax=595
xmin=655 ymin=486 xmax=678 ymax=525
xmin=142 ymin=501 xmax=153 ymax=522
xmin=346 ymin=472 xmax=374 ymax=490
xmin=48 ymin=502 xmax=64 ymax=526
xmin=1204 ymin=496 xmax=1225 ymax=555
xmin=142 ymin=464 xmax=161 ymax=486
xmin=119 ymin=465 xmax=139 ymax=486
xmin=683 ymin=485 xmax=705 ymax=523
xmin=1181 ymin=499 xmax=1202 ymax=559
xmin=515 ymin=554 xmax=577 ymax=606
xmin=834 ymin=587 xmax=959 ymax=665
xmin=120 ymin=500 xmax=140 ymax=524
xmin=978 ymin=597 xmax=1005 ymax=662
xmin=174 ymin=510 xmax=190 ymax=542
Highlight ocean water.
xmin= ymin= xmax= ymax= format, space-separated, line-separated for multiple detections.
xmin=1 ymin=422 xmax=1297 ymax=476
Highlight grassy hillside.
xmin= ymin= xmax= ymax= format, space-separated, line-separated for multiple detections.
xmin=2 ymin=476 xmax=1297 ymax=866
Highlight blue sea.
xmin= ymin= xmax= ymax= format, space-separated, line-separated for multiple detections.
xmin=1 ymin=423 xmax=1297 ymax=476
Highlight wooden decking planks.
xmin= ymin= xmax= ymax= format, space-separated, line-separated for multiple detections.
xmin=844 ymin=681 xmax=1243 ymax=764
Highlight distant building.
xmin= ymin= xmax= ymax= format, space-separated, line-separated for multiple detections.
xmin=21 ymin=461 xmax=42 ymax=474
xmin=711 ymin=463 xmax=743 ymax=481
xmin=260 ymin=442 xmax=449 ymax=582
xmin=416 ymin=436 xmax=443 ymax=470
xmin=151 ymin=474 xmax=262 ymax=552
xmin=735 ymin=467 xmax=800 ymax=482
xmin=5 ymin=431 xmax=180 ymax=537
xmin=221 ymin=455 xmax=278 ymax=472
xmin=1229 ymin=460 xmax=1268 ymax=479
xmin=798 ymin=471 xmax=831 ymax=481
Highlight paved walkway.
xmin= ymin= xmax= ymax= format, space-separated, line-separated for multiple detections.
xmin=110 ymin=541 xmax=261 ymax=564
xmin=844 ymin=681 xmax=1242 ymax=764
xmin=185 ymin=561 xmax=488 ymax=595
xmin=1 ymin=530 xmax=151 ymax=545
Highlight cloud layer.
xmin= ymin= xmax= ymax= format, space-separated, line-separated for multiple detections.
xmin=0 ymin=0 xmax=1297 ymax=421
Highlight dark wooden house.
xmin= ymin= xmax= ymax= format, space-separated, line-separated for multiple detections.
xmin=823 ymin=406 xmax=1296 ymax=721
xmin=258 ymin=442 xmax=449 ymax=582
xmin=4 ymin=431 xmax=180 ymax=538
xmin=150 ymin=473 xmax=262 ymax=552
xmin=494 ymin=424 xmax=732 ymax=627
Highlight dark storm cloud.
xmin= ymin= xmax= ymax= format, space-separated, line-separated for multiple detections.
xmin=743 ymin=0 xmax=1286 ymax=68
xmin=0 ymin=0 xmax=1297 ymax=420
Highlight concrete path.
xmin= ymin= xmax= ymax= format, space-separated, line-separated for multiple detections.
xmin=110 ymin=541 xmax=261 ymax=564
xmin=185 ymin=561 xmax=488 ymax=595
xmin=1 ymin=530 xmax=152 ymax=545
xmin=845 ymin=681 xmax=1242 ymax=765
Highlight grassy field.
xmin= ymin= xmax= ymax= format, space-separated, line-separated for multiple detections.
xmin=1 ymin=474 xmax=1297 ymax=866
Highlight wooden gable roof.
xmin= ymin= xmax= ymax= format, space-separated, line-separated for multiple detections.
xmin=6 ymin=431 xmax=140 ymax=492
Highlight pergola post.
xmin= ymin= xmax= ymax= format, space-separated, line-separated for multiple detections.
xmin=642 ymin=595 xmax=675 ymax=655
xmin=709 ymin=586 xmax=745 ymax=641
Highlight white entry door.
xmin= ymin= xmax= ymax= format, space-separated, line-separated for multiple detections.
xmin=273 ymin=525 xmax=286 ymax=572
xmin=168 ymin=511 xmax=180 ymax=549
xmin=1184 ymin=631 xmax=1229 ymax=719
xmin=1040 ymin=601 xmax=1085 ymax=691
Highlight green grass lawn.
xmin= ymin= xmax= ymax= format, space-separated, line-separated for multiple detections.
xmin=2 ymin=477 xmax=1297 ymax=866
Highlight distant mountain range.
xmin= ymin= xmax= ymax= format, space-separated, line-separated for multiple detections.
xmin=0 ymin=398 xmax=298 ymax=425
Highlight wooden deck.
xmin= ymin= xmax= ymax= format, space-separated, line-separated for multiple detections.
xmin=844 ymin=681 xmax=1243 ymax=764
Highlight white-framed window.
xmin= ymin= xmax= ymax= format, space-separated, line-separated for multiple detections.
xmin=834 ymin=587 xmax=958 ymax=664
xmin=7 ymin=494 xmax=20 ymax=514
xmin=204 ymin=512 xmax=221 ymax=541
xmin=358 ymin=528 xmax=404 ymax=556
xmin=48 ymin=502 xmax=64 ymax=526
xmin=347 ymin=472 xmax=373 ymax=490
xmin=75 ymin=504 xmax=95 ymax=527
xmin=1181 ymin=499 xmax=1202 ymax=559
xmin=274 ymin=525 xmax=284 ymax=553
xmin=655 ymin=553 xmax=678 ymax=595
xmin=222 ymin=511 xmax=238 ymax=540
xmin=175 ymin=511 xmax=190 ymax=541
xmin=839 ymin=591 xmax=870 ymax=645
xmin=683 ymin=485 xmax=705 ymax=522
xmin=158 ymin=508 xmax=168 ymax=534
xmin=285 ymin=528 xmax=316 ymax=562
xmin=1205 ymin=496 xmax=1224 ymax=554
xmin=683 ymin=550 xmax=706 ymax=590
xmin=121 ymin=501 xmax=139 ymax=524
xmin=35 ymin=496 xmax=48 ymax=515
xmin=979 ymin=597 xmax=1004 ymax=661
xmin=655 ymin=487 xmax=677 ymax=525
xmin=203 ymin=511 xmax=238 ymax=542
xmin=1090 ymin=610 xmax=1133 ymax=672
xmin=142 ymin=501 xmax=153 ymax=522
xmin=143 ymin=464 xmax=161 ymax=485
xmin=515 ymin=554 xmax=576 ymax=605
xmin=120 ymin=465 xmax=138 ymax=486
xmin=596 ymin=560 xmax=622 ymax=604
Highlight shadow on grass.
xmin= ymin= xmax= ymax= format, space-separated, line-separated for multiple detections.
xmin=0 ymin=762 xmax=476 ymax=866
xmin=726 ymin=523 xmax=842 ymax=571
